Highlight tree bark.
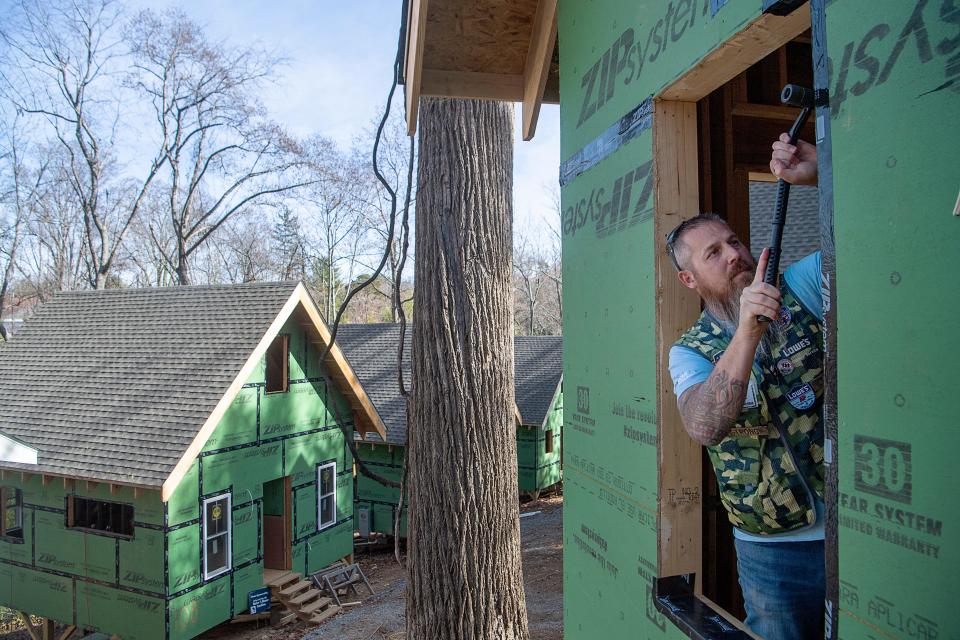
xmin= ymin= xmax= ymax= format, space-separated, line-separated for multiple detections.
xmin=407 ymin=98 xmax=528 ymax=640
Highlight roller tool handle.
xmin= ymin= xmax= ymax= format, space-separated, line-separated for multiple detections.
xmin=763 ymin=180 xmax=791 ymax=286
xmin=758 ymin=84 xmax=814 ymax=322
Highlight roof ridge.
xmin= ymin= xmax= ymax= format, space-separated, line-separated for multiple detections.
xmin=53 ymin=280 xmax=300 ymax=299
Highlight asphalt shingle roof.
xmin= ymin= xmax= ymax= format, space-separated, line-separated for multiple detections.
xmin=335 ymin=324 xmax=562 ymax=445
xmin=513 ymin=336 xmax=563 ymax=426
xmin=0 ymin=282 xmax=299 ymax=486
xmin=749 ymin=182 xmax=820 ymax=269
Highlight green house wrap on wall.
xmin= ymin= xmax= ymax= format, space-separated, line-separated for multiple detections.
xmin=336 ymin=324 xmax=563 ymax=537
xmin=0 ymin=282 xmax=388 ymax=639
xmin=401 ymin=0 xmax=959 ymax=638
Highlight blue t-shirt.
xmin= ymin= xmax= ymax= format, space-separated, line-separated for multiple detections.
xmin=669 ymin=251 xmax=824 ymax=542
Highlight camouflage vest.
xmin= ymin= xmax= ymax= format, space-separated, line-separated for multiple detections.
xmin=675 ymin=282 xmax=825 ymax=535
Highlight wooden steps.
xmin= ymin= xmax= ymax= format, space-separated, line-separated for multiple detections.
xmin=267 ymin=570 xmax=341 ymax=625
xmin=279 ymin=580 xmax=312 ymax=598
xmin=301 ymin=597 xmax=333 ymax=615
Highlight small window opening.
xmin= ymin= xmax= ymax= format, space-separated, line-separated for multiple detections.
xmin=1 ymin=487 xmax=23 ymax=540
xmin=67 ymin=496 xmax=134 ymax=538
xmin=545 ymin=429 xmax=555 ymax=454
xmin=318 ymin=462 xmax=337 ymax=530
xmin=265 ymin=334 xmax=289 ymax=394
xmin=202 ymin=494 xmax=232 ymax=579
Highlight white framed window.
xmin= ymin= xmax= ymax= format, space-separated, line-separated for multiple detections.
xmin=317 ymin=462 xmax=337 ymax=531
xmin=202 ymin=493 xmax=232 ymax=580
xmin=1 ymin=487 xmax=23 ymax=541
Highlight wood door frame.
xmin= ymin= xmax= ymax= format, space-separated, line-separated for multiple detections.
xmin=653 ymin=0 xmax=811 ymax=612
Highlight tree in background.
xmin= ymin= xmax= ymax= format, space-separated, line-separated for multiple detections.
xmin=0 ymin=119 xmax=42 ymax=340
xmin=512 ymin=208 xmax=562 ymax=335
xmin=0 ymin=0 xmax=163 ymax=289
xmin=300 ymin=134 xmax=370 ymax=320
xmin=408 ymin=98 xmax=529 ymax=640
xmin=125 ymin=9 xmax=310 ymax=285
xmin=272 ymin=205 xmax=306 ymax=281
xmin=354 ymin=108 xmax=415 ymax=322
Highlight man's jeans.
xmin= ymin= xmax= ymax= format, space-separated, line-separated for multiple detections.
xmin=734 ymin=538 xmax=825 ymax=640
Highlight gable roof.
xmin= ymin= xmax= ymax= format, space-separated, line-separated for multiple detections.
xmin=0 ymin=282 xmax=386 ymax=496
xmin=513 ymin=335 xmax=563 ymax=426
xmin=335 ymin=324 xmax=563 ymax=446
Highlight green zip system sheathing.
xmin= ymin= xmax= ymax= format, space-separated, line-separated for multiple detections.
xmin=558 ymin=0 xmax=958 ymax=639
xmin=517 ymin=394 xmax=564 ymax=492
xmin=355 ymin=390 xmax=564 ymax=537
xmin=826 ymin=1 xmax=958 ymax=637
xmin=0 ymin=317 xmax=355 ymax=639
xmin=354 ymin=445 xmax=407 ymax=537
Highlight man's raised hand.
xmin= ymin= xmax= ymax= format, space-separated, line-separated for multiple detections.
xmin=739 ymin=248 xmax=782 ymax=333
xmin=770 ymin=133 xmax=818 ymax=186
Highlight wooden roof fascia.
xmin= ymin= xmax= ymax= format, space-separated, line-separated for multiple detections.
xmin=161 ymin=287 xmax=303 ymax=502
xmin=421 ymin=69 xmax=524 ymax=101
xmin=294 ymin=286 xmax=389 ymax=443
xmin=521 ymin=0 xmax=558 ymax=141
xmin=539 ymin=374 xmax=563 ymax=430
xmin=405 ymin=0 xmax=429 ymax=135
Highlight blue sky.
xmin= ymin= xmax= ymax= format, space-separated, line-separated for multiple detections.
xmin=126 ymin=0 xmax=562 ymax=240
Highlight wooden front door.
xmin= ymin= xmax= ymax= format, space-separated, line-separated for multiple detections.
xmin=262 ymin=476 xmax=292 ymax=571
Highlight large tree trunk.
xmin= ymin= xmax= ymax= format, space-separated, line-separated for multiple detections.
xmin=407 ymin=98 xmax=528 ymax=640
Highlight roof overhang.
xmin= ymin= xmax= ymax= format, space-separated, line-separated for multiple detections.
xmin=539 ymin=374 xmax=563 ymax=429
xmin=161 ymin=283 xmax=388 ymax=501
xmin=403 ymin=0 xmax=559 ymax=140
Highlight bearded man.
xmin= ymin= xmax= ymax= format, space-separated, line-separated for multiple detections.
xmin=668 ymin=135 xmax=824 ymax=640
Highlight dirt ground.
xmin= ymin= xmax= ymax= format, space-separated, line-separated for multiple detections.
xmin=0 ymin=496 xmax=562 ymax=640
xmin=207 ymin=494 xmax=564 ymax=640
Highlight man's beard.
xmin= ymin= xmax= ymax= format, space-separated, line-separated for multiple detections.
xmin=704 ymin=280 xmax=782 ymax=361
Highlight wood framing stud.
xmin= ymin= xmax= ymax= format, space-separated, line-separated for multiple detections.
xmin=404 ymin=0 xmax=429 ymax=135
xmin=110 ymin=483 xmax=120 ymax=496
xmin=653 ymin=99 xmax=704 ymax=580
xmin=731 ymin=102 xmax=799 ymax=121
xmin=522 ymin=0 xmax=558 ymax=140
xmin=86 ymin=480 xmax=98 ymax=491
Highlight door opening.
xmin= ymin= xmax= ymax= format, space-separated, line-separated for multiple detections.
xmin=263 ymin=476 xmax=292 ymax=571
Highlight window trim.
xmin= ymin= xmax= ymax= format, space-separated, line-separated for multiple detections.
xmin=265 ymin=334 xmax=290 ymax=395
xmin=202 ymin=493 xmax=232 ymax=580
xmin=1 ymin=487 xmax=23 ymax=541
xmin=317 ymin=461 xmax=337 ymax=531
xmin=65 ymin=495 xmax=135 ymax=540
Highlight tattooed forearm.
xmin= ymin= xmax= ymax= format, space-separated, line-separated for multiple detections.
xmin=678 ymin=369 xmax=748 ymax=446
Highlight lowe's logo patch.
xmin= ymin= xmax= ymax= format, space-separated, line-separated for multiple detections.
xmin=786 ymin=384 xmax=816 ymax=410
